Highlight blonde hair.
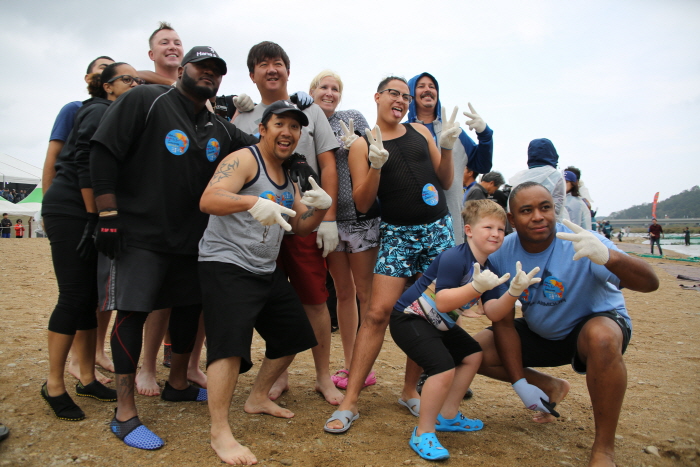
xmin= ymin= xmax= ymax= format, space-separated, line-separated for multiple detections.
xmin=309 ymin=69 xmax=344 ymax=95
xmin=462 ymin=199 xmax=506 ymax=226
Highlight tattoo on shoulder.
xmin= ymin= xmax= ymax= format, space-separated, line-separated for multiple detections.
xmin=300 ymin=206 xmax=316 ymax=220
xmin=209 ymin=157 xmax=240 ymax=186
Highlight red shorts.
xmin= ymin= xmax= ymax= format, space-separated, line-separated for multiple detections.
xmin=276 ymin=233 xmax=329 ymax=305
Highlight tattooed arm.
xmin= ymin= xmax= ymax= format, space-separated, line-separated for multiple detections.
xmin=200 ymin=147 xmax=260 ymax=216
xmin=287 ymin=181 xmax=330 ymax=237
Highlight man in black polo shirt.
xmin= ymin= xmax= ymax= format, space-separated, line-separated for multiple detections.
xmin=90 ymin=46 xmax=258 ymax=450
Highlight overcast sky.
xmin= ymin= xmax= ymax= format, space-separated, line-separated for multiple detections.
xmin=2 ymin=0 xmax=698 ymax=215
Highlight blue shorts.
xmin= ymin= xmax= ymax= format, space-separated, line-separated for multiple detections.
xmin=374 ymin=215 xmax=455 ymax=278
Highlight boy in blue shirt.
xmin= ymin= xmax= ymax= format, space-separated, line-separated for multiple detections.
xmin=389 ymin=200 xmax=539 ymax=461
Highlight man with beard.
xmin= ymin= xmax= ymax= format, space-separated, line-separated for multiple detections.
xmin=474 ymin=182 xmax=658 ymax=467
xmin=90 ymin=47 xmax=258 ymax=450
xmin=407 ymin=73 xmax=494 ymax=244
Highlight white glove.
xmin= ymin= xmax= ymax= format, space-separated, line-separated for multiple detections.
xmin=366 ymin=126 xmax=389 ymax=170
xmin=471 ymin=263 xmax=510 ymax=294
xmin=463 ymin=102 xmax=487 ymax=133
xmin=300 ymin=177 xmax=332 ymax=210
xmin=556 ymin=219 xmax=610 ymax=265
xmin=438 ymin=106 xmax=461 ymax=150
xmin=507 ymin=261 xmax=541 ymax=298
xmin=512 ymin=378 xmax=556 ymax=414
xmin=233 ymin=93 xmax=255 ymax=113
xmin=248 ymin=197 xmax=296 ymax=231
xmin=316 ymin=221 xmax=339 ymax=258
xmin=339 ymin=119 xmax=358 ymax=149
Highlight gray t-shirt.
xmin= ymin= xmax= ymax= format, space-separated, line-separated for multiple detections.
xmin=233 ymin=102 xmax=338 ymax=178
xmin=198 ymin=145 xmax=295 ymax=275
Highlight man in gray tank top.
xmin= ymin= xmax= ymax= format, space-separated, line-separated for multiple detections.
xmin=198 ymin=101 xmax=333 ymax=465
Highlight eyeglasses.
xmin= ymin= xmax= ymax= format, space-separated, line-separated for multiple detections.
xmin=107 ymin=75 xmax=145 ymax=86
xmin=379 ymin=88 xmax=413 ymax=103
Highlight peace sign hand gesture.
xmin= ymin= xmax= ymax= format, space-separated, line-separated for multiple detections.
xmin=339 ymin=119 xmax=358 ymax=149
xmin=463 ymin=102 xmax=487 ymax=133
xmin=438 ymin=106 xmax=461 ymax=150
xmin=366 ymin=126 xmax=389 ymax=170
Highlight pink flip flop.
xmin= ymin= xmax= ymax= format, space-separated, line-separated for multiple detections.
xmin=331 ymin=369 xmax=349 ymax=389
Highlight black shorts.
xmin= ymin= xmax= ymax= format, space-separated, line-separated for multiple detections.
xmin=499 ymin=311 xmax=631 ymax=375
xmin=199 ymin=261 xmax=318 ymax=373
xmin=97 ymin=247 xmax=201 ymax=312
xmin=390 ymin=310 xmax=482 ymax=377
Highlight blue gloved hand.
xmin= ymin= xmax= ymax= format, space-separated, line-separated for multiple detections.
xmin=290 ymin=91 xmax=313 ymax=110
xmin=512 ymin=378 xmax=559 ymax=416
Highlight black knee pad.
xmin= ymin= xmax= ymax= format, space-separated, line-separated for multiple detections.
xmin=111 ymin=311 xmax=148 ymax=374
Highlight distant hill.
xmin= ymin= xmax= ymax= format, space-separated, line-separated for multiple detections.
xmin=608 ymin=186 xmax=700 ymax=219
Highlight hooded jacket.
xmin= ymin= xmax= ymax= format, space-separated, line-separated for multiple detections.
xmin=407 ymin=72 xmax=494 ymax=244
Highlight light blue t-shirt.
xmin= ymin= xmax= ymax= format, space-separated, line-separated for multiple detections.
xmin=482 ymin=223 xmax=630 ymax=340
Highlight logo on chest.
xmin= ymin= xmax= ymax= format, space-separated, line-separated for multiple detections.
xmin=421 ymin=183 xmax=439 ymax=206
xmin=165 ymin=130 xmax=189 ymax=155
xmin=542 ymin=276 xmax=565 ymax=301
xmin=206 ymin=138 xmax=220 ymax=162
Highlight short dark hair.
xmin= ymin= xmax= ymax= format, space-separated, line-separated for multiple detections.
xmin=377 ymin=76 xmax=407 ymax=92
xmin=508 ymin=181 xmax=549 ymax=212
xmin=246 ymin=41 xmax=290 ymax=73
xmin=482 ymin=171 xmax=505 ymax=187
xmin=564 ymin=166 xmax=581 ymax=181
xmin=148 ymin=21 xmax=175 ymax=49
xmin=86 ymin=62 xmax=127 ymax=98
xmin=86 ymin=56 xmax=114 ymax=74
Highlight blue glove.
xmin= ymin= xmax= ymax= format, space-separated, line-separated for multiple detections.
xmin=290 ymin=91 xmax=313 ymax=110
xmin=512 ymin=378 xmax=559 ymax=416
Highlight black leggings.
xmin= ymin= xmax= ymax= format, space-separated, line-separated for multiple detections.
xmin=110 ymin=305 xmax=201 ymax=374
xmin=44 ymin=215 xmax=98 ymax=335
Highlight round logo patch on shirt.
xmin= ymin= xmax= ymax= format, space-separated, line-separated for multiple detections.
xmin=421 ymin=183 xmax=439 ymax=206
xmin=260 ymin=191 xmax=278 ymax=203
xmin=542 ymin=276 xmax=565 ymax=301
xmin=206 ymin=138 xmax=220 ymax=162
xmin=519 ymin=288 xmax=530 ymax=303
xmin=165 ymin=130 xmax=189 ymax=155
xmin=280 ymin=191 xmax=294 ymax=209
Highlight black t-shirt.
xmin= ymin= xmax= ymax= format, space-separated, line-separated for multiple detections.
xmin=91 ymin=85 xmax=258 ymax=255
xmin=43 ymin=97 xmax=111 ymax=219
xmin=1 ymin=218 xmax=12 ymax=233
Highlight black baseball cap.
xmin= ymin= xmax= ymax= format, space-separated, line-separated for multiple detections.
xmin=181 ymin=46 xmax=227 ymax=75
xmin=262 ymin=100 xmax=309 ymax=126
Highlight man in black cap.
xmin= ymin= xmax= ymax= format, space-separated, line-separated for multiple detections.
xmin=199 ymin=100 xmax=331 ymax=465
xmin=90 ymin=46 xmax=258 ymax=450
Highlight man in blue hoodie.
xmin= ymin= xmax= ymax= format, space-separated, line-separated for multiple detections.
xmin=407 ymin=73 xmax=494 ymax=244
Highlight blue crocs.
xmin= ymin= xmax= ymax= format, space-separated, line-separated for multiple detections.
xmin=110 ymin=410 xmax=164 ymax=450
xmin=436 ymin=412 xmax=483 ymax=432
xmin=409 ymin=427 xmax=449 ymax=461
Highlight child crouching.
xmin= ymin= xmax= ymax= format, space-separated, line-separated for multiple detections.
xmin=389 ymin=200 xmax=511 ymax=461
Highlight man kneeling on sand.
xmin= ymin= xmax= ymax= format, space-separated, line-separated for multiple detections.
xmin=474 ymin=181 xmax=659 ymax=467
xmin=198 ymin=100 xmax=333 ymax=465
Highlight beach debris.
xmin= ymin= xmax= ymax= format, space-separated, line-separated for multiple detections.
xmin=644 ymin=445 xmax=660 ymax=457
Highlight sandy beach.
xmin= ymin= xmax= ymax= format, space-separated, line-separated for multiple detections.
xmin=0 ymin=238 xmax=698 ymax=466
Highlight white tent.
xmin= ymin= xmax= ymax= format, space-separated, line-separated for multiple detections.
xmin=0 ymin=153 xmax=42 ymax=185
xmin=0 ymin=198 xmax=41 ymax=216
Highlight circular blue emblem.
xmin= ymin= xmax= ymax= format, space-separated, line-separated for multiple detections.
xmin=542 ymin=276 xmax=565 ymax=301
xmin=421 ymin=183 xmax=439 ymax=206
xmin=206 ymin=138 xmax=220 ymax=162
xmin=165 ymin=130 xmax=189 ymax=155
xmin=280 ymin=191 xmax=294 ymax=209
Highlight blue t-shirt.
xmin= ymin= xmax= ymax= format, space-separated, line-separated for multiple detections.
xmin=394 ymin=242 xmax=487 ymax=331
xmin=482 ymin=223 xmax=630 ymax=340
xmin=49 ymin=101 xmax=82 ymax=142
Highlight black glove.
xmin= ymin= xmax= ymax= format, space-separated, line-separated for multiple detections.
xmin=289 ymin=92 xmax=313 ymax=111
xmin=94 ymin=213 xmax=125 ymax=260
xmin=283 ymin=153 xmax=319 ymax=192
xmin=76 ymin=213 xmax=98 ymax=262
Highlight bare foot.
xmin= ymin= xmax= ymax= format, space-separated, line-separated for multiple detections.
xmin=315 ymin=378 xmax=344 ymax=405
xmin=95 ymin=353 xmax=115 ymax=373
xmin=135 ymin=369 xmax=161 ymax=396
xmin=533 ymin=377 xmax=570 ymax=423
xmin=244 ymin=397 xmax=294 ymax=418
xmin=268 ymin=373 xmax=289 ymax=401
xmin=67 ymin=359 xmax=112 ymax=384
xmin=188 ymin=367 xmax=207 ymax=389
xmin=211 ymin=429 xmax=258 ymax=465
xmin=589 ymin=448 xmax=616 ymax=467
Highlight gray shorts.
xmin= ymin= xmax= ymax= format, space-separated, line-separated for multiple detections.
xmin=97 ymin=247 xmax=201 ymax=312
xmin=333 ymin=217 xmax=381 ymax=254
